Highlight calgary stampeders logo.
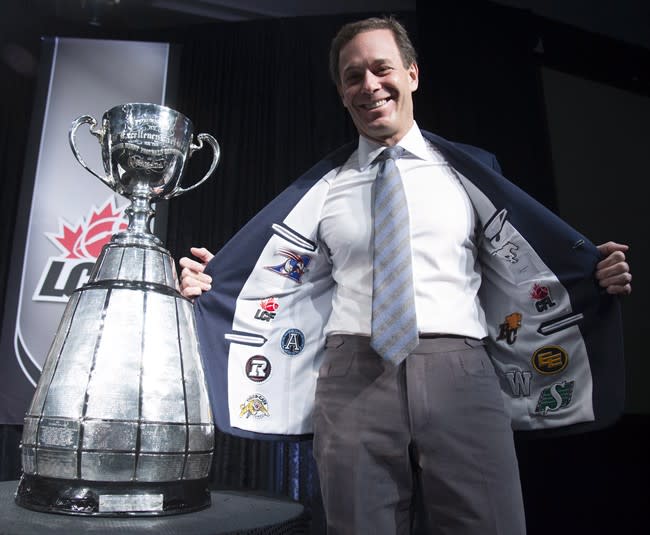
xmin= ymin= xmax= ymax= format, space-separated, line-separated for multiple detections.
xmin=33 ymin=197 xmax=127 ymax=302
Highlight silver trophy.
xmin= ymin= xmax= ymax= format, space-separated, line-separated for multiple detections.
xmin=15 ymin=103 xmax=220 ymax=516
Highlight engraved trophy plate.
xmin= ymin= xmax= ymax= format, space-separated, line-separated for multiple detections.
xmin=15 ymin=103 xmax=220 ymax=516
xmin=82 ymin=420 xmax=138 ymax=451
xmin=99 ymin=494 xmax=163 ymax=513
xmin=81 ymin=452 xmax=137 ymax=482
xmin=136 ymin=454 xmax=185 ymax=482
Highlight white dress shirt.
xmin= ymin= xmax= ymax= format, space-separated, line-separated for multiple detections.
xmin=319 ymin=123 xmax=488 ymax=339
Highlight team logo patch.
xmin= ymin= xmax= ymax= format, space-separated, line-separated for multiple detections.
xmin=245 ymin=355 xmax=272 ymax=383
xmin=491 ymin=241 xmax=519 ymax=263
xmin=265 ymin=249 xmax=311 ymax=283
xmin=254 ymin=297 xmax=279 ymax=322
xmin=531 ymin=345 xmax=569 ymax=375
xmin=504 ymin=369 xmax=532 ymax=397
xmin=280 ymin=328 xmax=305 ymax=356
xmin=530 ymin=283 xmax=556 ymax=312
xmin=239 ymin=394 xmax=270 ymax=419
xmin=535 ymin=380 xmax=575 ymax=415
xmin=496 ymin=312 xmax=522 ymax=345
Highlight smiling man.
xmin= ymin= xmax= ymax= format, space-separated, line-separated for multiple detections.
xmin=336 ymin=27 xmax=419 ymax=146
xmin=180 ymin=15 xmax=632 ymax=535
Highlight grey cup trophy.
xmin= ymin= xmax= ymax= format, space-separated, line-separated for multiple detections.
xmin=15 ymin=103 xmax=219 ymax=516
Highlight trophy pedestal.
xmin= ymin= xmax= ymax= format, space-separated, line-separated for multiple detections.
xmin=15 ymin=474 xmax=210 ymax=516
xmin=2 ymin=481 xmax=307 ymax=533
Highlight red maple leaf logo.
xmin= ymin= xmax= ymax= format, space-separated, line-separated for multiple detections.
xmin=530 ymin=283 xmax=549 ymax=301
xmin=260 ymin=297 xmax=279 ymax=312
xmin=47 ymin=197 xmax=128 ymax=259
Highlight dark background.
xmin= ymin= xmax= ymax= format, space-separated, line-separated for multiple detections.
xmin=1 ymin=0 xmax=648 ymax=533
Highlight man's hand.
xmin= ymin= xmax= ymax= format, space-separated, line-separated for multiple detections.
xmin=179 ymin=247 xmax=214 ymax=299
xmin=596 ymin=241 xmax=632 ymax=295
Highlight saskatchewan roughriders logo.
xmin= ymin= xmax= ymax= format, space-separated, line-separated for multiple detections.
xmin=33 ymin=198 xmax=127 ymax=302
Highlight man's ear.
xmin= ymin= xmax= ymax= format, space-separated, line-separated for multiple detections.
xmin=409 ymin=63 xmax=419 ymax=92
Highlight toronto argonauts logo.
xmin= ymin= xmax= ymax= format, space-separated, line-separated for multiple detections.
xmin=265 ymin=249 xmax=311 ymax=283
xmin=280 ymin=328 xmax=305 ymax=356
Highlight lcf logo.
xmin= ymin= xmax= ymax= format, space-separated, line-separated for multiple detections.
xmin=33 ymin=198 xmax=127 ymax=302
xmin=254 ymin=297 xmax=279 ymax=322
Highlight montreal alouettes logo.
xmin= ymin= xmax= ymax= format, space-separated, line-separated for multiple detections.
xmin=265 ymin=249 xmax=311 ymax=283
xmin=33 ymin=197 xmax=127 ymax=302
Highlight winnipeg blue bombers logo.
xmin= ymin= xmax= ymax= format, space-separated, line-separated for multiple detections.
xmin=504 ymin=369 xmax=532 ymax=397
xmin=280 ymin=329 xmax=305 ymax=356
xmin=265 ymin=249 xmax=311 ymax=283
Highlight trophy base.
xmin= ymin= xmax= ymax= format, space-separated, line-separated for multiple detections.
xmin=15 ymin=473 xmax=211 ymax=516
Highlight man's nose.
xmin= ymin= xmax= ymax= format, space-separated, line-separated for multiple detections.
xmin=361 ymin=71 xmax=380 ymax=93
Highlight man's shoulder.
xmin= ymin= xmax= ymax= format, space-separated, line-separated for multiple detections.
xmin=451 ymin=141 xmax=495 ymax=160
xmin=420 ymin=130 xmax=500 ymax=172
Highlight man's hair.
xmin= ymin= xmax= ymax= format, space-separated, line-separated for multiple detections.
xmin=328 ymin=16 xmax=418 ymax=87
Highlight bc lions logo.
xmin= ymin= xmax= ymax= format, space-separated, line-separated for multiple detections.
xmin=497 ymin=312 xmax=522 ymax=345
xmin=265 ymin=249 xmax=311 ymax=283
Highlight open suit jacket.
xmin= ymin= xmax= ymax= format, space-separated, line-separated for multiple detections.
xmin=194 ymin=129 xmax=625 ymax=440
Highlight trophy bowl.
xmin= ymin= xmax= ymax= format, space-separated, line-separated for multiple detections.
xmin=70 ymin=102 xmax=220 ymax=202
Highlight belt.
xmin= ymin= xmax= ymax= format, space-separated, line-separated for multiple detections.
xmin=418 ymin=333 xmax=469 ymax=339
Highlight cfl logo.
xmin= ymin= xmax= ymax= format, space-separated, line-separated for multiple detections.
xmin=246 ymin=356 xmax=271 ymax=383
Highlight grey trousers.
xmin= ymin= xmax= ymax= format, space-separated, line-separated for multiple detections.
xmin=313 ymin=335 xmax=526 ymax=535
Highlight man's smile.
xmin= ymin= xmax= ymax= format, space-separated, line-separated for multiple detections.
xmin=360 ymin=98 xmax=390 ymax=110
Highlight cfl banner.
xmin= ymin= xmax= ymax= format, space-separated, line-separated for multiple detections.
xmin=0 ymin=38 xmax=170 ymax=423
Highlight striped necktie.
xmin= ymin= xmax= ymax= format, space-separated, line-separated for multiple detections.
xmin=370 ymin=146 xmax=419 ymax=365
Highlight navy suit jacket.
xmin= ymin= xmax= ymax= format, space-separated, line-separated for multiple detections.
xmin=195 ymin=130 xmax=625 ymax=440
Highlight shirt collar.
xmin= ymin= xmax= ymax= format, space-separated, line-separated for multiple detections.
xmin=357 ymin=122 xmax=433 ymax=171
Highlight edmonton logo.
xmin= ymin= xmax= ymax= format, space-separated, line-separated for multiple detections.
xmin=531 ymin=345 xmax=568 ymax=375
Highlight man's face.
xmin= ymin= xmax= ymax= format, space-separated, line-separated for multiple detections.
xmin=337 ymin=28 xmax=419 ymax=146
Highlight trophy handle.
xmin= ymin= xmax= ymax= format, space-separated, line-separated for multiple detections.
xmin=169 ymin=133 xmax=221 ymax=198
xmin=69 ymin=115 xmax=114 ymax=189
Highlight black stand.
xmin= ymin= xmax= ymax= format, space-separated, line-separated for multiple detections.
xmin=0 ymin=481 xmax=306 ymax=534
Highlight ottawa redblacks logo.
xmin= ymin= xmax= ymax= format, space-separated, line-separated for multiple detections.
xmin=33 ymin=197 xmax=127 ymax=302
